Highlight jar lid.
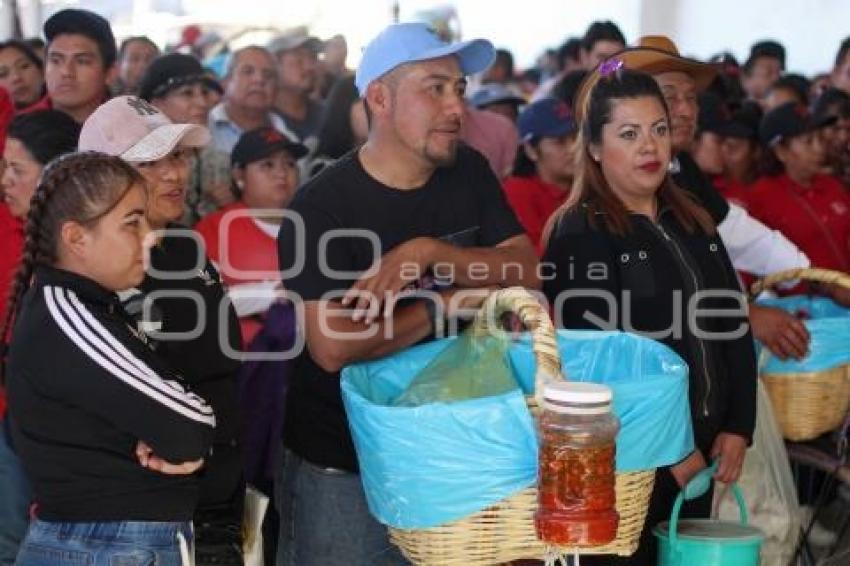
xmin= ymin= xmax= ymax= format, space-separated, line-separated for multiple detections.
xmin=543 ymin=382 xmax=612 ymax=414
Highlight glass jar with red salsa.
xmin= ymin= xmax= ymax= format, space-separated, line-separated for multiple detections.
xmin=535 ymin=382 xmax=620 ymax=546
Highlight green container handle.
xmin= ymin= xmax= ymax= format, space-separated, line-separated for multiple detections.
xmin=668 ymin=460 xmax=748 ymax=552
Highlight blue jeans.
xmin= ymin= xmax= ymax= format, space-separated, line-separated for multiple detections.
xmin=0 ymin=420 xmax=30 ymax=565
xmin=15 ymin=520 xmax=193 ymax=566
xmin=274 ymin=448 xmax=408 ymax=566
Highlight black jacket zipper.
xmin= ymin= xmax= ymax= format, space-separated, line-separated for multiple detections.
xmin=649 ymin=218 xmax=714 ymax=418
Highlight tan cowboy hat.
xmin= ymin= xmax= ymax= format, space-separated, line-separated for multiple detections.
xmin=615 ymin=35 xmax=720 ymax=91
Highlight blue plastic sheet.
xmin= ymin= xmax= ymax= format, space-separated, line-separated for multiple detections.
xmin=756 ymin=296 xmax=850 ymax=374
xmin=508 ymin=330 xmax=694 ymax=472
xmin=341 ymin=330 xmax=694 ymax=529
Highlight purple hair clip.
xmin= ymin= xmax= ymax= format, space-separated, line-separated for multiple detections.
xmin=599 ymin=58 xmax=624 ymax=77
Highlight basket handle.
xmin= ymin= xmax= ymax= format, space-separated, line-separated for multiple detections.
xmin=469 ymin=287 xmax=563 ymax=406
xmin=750 ymin=268 xmax=850 ymax=297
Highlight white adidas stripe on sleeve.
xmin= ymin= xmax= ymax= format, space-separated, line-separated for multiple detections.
xmin=44 ymin=286 xmax=215 ymax=427
xmin=62 ymin=288 xmax=212 ymax=410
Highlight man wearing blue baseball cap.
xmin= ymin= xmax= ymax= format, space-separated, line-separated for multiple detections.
xmin=276 ymin=23 xmax=539 ymax=565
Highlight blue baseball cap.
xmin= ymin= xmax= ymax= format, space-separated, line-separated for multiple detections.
xmin=355 ymin=23 xmax=495 ymax=95
xmin=517 ymin=98 xmax=577 ymax=142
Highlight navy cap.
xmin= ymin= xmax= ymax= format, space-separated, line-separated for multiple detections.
xmin=469 ymin=83 xmax=525 ymax=109
xmin=44 ymin=9 xmax=117 ymax=69
xmin=517 ymin=98 xmax=576 ymax=142
xmin=355 ymin=23 xmax=495 ymax=95
xmin=231 ymin=127 xmax=308 ymax=168
xmin=759 ymin=101 xmax=837 ymax=146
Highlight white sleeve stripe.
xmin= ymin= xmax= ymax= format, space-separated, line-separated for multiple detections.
xmin=65 ymin=289 xmax=185 ymax=396
xmin=60 ymin=288 xmax=214 ymax=414
xmin=54 ymin=288 xmax=212 ymax=415
xmin=47 ymin=287 xmax=215 ymax=426
xmin=55 ymin=287 xmax=214 ymax=418
xmin=44 ymin=287 xmax=215 ymax=426
xmin=65 ymin=295 xmax=212 ymax=411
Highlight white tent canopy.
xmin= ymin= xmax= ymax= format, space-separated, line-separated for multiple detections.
xmin=1 ymin=0 xmax=846 ymax=76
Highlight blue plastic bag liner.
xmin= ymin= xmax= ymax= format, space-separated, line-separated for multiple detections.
xmin=342 ymin=329 xmax=694 ymax=529
xmin=342 ymin=338 xmax=537 ymax=529
xmin=756 ymin=296 xmax=850 ymax=374
xmin=508 ymin=330 xmax=694 ymax=472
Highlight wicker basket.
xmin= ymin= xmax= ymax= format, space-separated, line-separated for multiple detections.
xmin=760 ymin=365 xmax=850 ymax=442
xmin=751 ymin=268 xmax=850 ymax=441
xmin=387 ymin=287 xmax=655 ymax=564
xmin=749 ymin=267 xmax=850 ymax=297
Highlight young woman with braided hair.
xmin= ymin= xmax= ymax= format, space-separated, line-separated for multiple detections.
xmin=0 ymin=109 xmax=79 ymax=564
xmin=3 ymin=152 xmax=215 ymax=565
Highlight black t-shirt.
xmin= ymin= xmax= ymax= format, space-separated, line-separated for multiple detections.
xmin=278 ymin=145 xmax=524 ymax=471
xmin=672 ymin=151 xmax=730 ymax=225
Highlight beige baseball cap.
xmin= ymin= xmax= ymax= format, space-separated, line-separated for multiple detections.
xmin=79 ymin=95 xmax=211 ymax=162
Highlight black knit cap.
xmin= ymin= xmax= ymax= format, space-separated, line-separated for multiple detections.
xmin=44 ymin=9 xmax=117 ymax=69
xmin=138 ymin=53 xmax=222 ymax=101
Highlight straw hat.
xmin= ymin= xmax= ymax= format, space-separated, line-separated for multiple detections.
xmin=616 ymin=35 xmax=720 ymax=91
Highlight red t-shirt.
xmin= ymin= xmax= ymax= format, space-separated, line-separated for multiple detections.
xmin=0 ymin=204 xmax=23 ymax=417
xmin=746 ymin=173 xmax=850 ymax=272
xmin=195 ymin=202 xmax=280 ymax=344
xmin=713 ymin=176 xmax=753 ymax=210
xmin=502 ymin=175 xmax=570 ymax=254
xmin=17 ymin=94 xmax=52 ymax=116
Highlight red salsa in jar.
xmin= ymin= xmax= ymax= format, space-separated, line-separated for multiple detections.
xmin=535 ymin=382 xmax=619 ymax=546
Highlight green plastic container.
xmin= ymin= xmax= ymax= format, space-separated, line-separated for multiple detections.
xmin=654 ymin=463 xmax=764 ymax=566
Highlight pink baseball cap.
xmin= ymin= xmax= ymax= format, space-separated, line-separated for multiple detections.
xmin=79 ymin=95 xmax=210 ymax=162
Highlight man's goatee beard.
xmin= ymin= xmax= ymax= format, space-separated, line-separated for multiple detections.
xmin=427 ymin=143 xmax=458 ymax=167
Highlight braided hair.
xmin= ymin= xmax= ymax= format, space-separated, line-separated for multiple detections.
xmin=0 ymin=152 xmax=144 ymax=376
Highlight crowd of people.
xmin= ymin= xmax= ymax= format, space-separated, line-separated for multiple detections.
xmin=0 ymin=7 xmax=847 ymax=566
